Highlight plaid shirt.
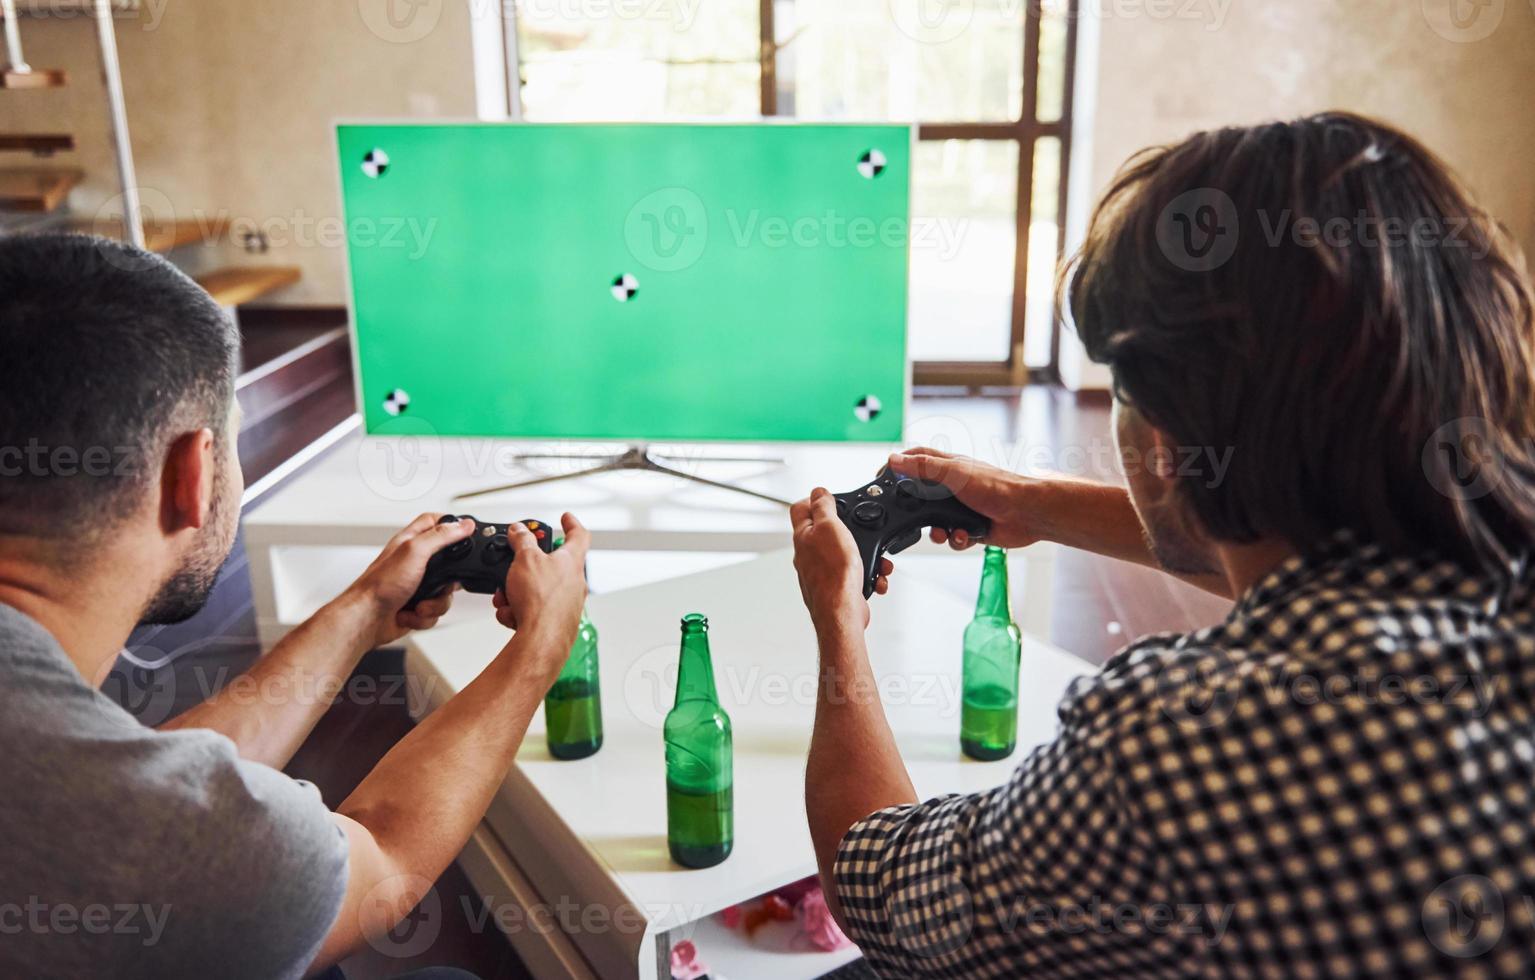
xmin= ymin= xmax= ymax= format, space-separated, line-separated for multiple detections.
xmin=834 ymin=534 xmax=1535 ymax=978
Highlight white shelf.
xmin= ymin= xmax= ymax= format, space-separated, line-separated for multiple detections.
xmin=683 ymin=914 xmax=863 ymax=980
xmin=408 ymin=549 xmax=1095 ymax=978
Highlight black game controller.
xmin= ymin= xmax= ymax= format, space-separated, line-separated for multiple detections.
xmin=406 ymin=515 xmax=557 ymax=609
xmin=834 ymin=467 xmax=991 ymax=598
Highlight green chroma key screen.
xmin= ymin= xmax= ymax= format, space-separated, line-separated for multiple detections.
xmin=337 ymin=122 xmax=910 ymax=442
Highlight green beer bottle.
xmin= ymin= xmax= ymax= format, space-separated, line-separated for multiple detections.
xmin=664 ymin=613 xmax=733 ymax=868
xmin=960 ymin=546 xmax=1022 ymax=761
xmin=545 ymin=608 xmax=603 ymax=760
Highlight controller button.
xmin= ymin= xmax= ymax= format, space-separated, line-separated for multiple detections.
xmin=445 ymin=538 xmax=473 ymax=559
xmin=895 ymin=478 xmax=925 ymax=507
xmin=535 ymin=530 xmax=546 ymax=540
xmin=853 ymin=500 xmax=886 ymax=526
xmin=482 ymin=526 xmax=496 ymax=537
xmin=865 ymin=484 xmax=884 ymax=497
xmin=482 ymin=535 xmax=510 ymax=564
xmin=527 ymin=521 xmax=541 ymax=530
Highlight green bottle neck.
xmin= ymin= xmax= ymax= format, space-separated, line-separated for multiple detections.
xmin=675 ymin=625 xmax=719 ymax=704
xmin=974 ymin=546 xmax=1014 ymax=622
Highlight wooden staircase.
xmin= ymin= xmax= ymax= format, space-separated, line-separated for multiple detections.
xmin=196 ymin=265 xmax=303 ymax=309
xmin=0 ymin=133 xmax=74 ymax=153
xmin=0 ymin=168 xmax=82 ymax=211
xmin=0 ymin=65 xmax=63 ymax=88
xmin=1 ymin=0 xmax=302 ymax=311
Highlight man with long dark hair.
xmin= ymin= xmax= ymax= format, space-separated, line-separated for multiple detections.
xmin=793 ymin=112 xmax=1535 ymax=976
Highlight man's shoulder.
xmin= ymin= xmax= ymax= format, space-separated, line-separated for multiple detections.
xmin=1058 ymin=568 xmax=1532 ymax=745
xmin=1054 ymin=625 xmax=1256 ymax=740
xmin=0 ymin=605 xmax=349 ymax=978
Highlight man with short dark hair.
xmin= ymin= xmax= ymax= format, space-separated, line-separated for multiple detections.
xmin=792 ymin=112 xmax=1535 ymax=976
xmin=0 ymin=234 xmax=592 ymax=978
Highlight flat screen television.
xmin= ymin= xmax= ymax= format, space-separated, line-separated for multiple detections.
xmin=337 ymin=122 xmax=911 ymax=444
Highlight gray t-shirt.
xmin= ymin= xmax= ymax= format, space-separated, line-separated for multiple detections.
xmin=0 ymin=603 xmax=349 ymax=979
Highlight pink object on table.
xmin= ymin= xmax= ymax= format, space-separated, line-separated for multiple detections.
xmin=670 ymin=939 xmax=708 ymax=980
xmin=795 ymin=887 xmax=853 ymax=952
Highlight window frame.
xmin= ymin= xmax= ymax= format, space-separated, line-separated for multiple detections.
xmin=508 ymin=0 xmax=1078 ymax=385
xmin=761 ymin=0 xmax=1079 ymax=385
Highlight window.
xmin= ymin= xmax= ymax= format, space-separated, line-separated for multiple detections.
xmin=513 ymin=0 xmax=1076 ymax=383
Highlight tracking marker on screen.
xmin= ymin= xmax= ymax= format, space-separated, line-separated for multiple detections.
xmin=361 ymin=148 xmax=390 ymax=179
xmin=382 ymin=388 xmax=410 ymax=416
xmin=611 ymin=273 xmax=640 ymax=302
xmin=858 ymin=149 xmax=887 ymax=179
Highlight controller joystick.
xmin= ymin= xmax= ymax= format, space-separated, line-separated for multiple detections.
xmin=406 ymin=514 xmax=556 ymax=609
xmin=832 ymin=466 xmax=990 ymax=598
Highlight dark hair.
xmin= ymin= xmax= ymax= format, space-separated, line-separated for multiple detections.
xmin=0 ymin=234 xmax=238 ymax=536
xmin=1066 ymin=111 xmax=1535 ymax=576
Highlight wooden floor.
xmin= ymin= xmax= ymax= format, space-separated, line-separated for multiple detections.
xmin=112 ymin=362 xmax=1231 ymax=979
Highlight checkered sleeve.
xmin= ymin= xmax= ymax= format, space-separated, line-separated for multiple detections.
xmin=832 ymin=672 xmax=1167 ymax=978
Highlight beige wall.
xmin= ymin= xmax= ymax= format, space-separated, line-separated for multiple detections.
xmin=5 ymin=0 xmax=480 ymax=304
xmin=1061 ymin=0 xmax=1535 ymax=388
xmin=1087 ymin=0 xmax=1535 ymax=254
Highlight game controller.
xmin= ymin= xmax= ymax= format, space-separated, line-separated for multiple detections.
xmin=834 ymin=467 xmax=991 ymax=598
xmin=406 ymin=515 xmax=556 ymax=609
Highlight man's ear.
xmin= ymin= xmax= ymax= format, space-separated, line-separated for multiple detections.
xmin=1116 ymin=401 xmax=1180 ymax=504
xmin=1144 ymin=423 xmax=1182 ymax=497
xmin=159 ymin=428 xmax=217 ymax=533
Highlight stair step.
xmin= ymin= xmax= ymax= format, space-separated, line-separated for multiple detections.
xmin=5 ymin=0 xmax=139 ymax=13
xmin=0 ymin=167 xmax=82 ymax=211
xmin=73 ymin=216 xmax=230 ymax=253
xmin=236 ymin=326 xmax=350 ymax=433
xmin=0 ymin=67 xmax=67 ymax=89
xmin=0 ymin=133 xmax=74 ymax=153
xmin=196 ymin=265 xmax=301 ymax=307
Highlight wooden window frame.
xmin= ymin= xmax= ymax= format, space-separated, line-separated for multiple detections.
xmin=761 ymin=0 xmax=1079 ymax=386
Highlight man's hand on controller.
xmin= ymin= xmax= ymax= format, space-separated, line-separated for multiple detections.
xmin=345 ymin=513 xmax=479 ymax=648
xmin=491 ymin=513 xmax=591 ymax=659
xmin=886 ymin=447 xmax=1044 ymax=551
xmin=791 ymin=488 xmax=893 ymax=633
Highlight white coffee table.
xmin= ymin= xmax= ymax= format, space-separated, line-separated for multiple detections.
xmin=244 ymin=432 xmax=907 ymax=648
xmin=406 ymin=549 xmax=1093 ymax=979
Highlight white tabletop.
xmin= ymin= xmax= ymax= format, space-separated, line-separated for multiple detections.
xmin=246 ymin=434 xmax=904 ymax=552
xmin=407 ymin=548 xmax=1094 ymax=976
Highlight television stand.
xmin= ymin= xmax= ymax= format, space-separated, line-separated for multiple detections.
xmin=454 ymin=445 xmax=792 ymax=506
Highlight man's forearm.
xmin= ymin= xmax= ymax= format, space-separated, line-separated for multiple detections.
xmin=1030 ymin=479 xmax=1233 ymax=598
xmin=309 ymin=624 xmax=567 ymax=972
xmin=805 ymin=619 xmax=917 ymax=922
xmin=157 ymin=589 xmax=379 ymax=768
xmin=335 ymin=627 xmax=553 ymax=865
